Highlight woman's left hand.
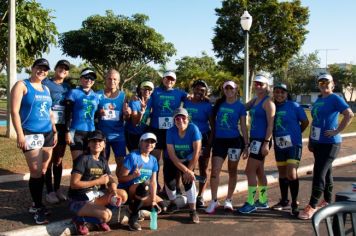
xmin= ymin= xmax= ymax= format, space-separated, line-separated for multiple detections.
xmin=242 ymin=146 xmax=249 ymax=159
xmin=183 ymin=169 xmax=195 ymax=184
xmin=324 ymin=129 xmax=338 ymax=137
xmin=261 ymin=143 xmax=270 ymax=156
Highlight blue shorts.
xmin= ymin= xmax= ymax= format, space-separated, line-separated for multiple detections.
xmin=105 ymin=139 xmax=127 ymax=160
xmin=274 ymin=145 xmax=302 ymax=166
xmin=69 ymin=200 xmax=88 ymax=214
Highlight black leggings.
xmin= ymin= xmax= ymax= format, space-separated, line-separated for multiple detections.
xmin=309 ymin=143 xmax=340 ymax=208
xmin=163 ymin=158 xmax=193 ymax=191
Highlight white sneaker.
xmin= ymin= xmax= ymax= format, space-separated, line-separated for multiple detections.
xmin=56 ymin=189 xmax=67 ymax=201
xmin=205 ymin=200 xmax=219 ymax=214
xmin=223 ymin=199 xmax=234 ymax=211
xmin=46 ymin=192 xmax=59 ymax=204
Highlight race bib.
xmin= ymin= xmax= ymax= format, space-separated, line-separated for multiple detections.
xmin=250 ymin=140 xmax=262 ymax=155
xmin=310 ymin=126 xmax=321 ymax=141
xmin=228 ymin=148 xmax=241 ymax=161
xmin=158 ymin=117 xmax=173 ymax=129
xmin=102 ymin=109 xmax=120 ymax=121
xmin=275 ymin=135 xmax=292 ymax=149
xmin=52 ymin=105 xmax=65 ymax=124
xmin=25 ymin=134 xmax=44 ymax=150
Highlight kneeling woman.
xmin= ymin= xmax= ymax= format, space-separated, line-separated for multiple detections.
xmin=164 ymin=108 xmax=202 ymax=224
xmin=68 ymin=130 xmax=127 ymax=235
xmin=118 ymin=132 xmax=166 ymax=231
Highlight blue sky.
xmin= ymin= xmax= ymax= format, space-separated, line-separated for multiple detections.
xmin=36 ymin=0 xmax=356 ymax=70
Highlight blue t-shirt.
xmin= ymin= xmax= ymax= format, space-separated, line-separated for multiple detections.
xmin=250 ymin=96 xmax=269 ymax=139
xmin=149 ymin=86 xmax=187 ymax=129
xmin=66 ymin=87 xmax=99 ymax=132
xmin=184 ymin=100 xmax=212 ymax=134
xmin=20 ymin=79 xmax=52 ymax=132
xmin=273 ymin=101 xmax=307 ymax=149
xmin=310 ymin=94 xmax=349 ymax=144
xmin=119 ymin=151 xmax=158 ymax=188
xmin=97 ymin=90 xmax=125 ymax=141
xmin=125 ymin=99 xmax=151 ymax=135
xmin=166 ymin=123 xmax=202 ymax=160
xmin=42 ymin=78 xmax=71 ymax=125
xmin=214 ymin=100 xmax=246 ymax=138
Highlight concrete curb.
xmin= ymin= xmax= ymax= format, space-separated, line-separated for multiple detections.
xmin=1 ymin=132 xmax=355 ymax=184
xmin=2 ymin=154 xmax=355 ymax=236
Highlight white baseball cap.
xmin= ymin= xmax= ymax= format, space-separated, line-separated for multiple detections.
xmin=317 ymin=74 xmax=333 ymax=81
xmin=140 ymin=81 xmax=154 ymax=89
xmin=163 ymin=71 xmax=177 ymax=80
xmin=254 ymin=75 xmax=269 ymax=84
xmin=223 ymin=81 xmax=237 ymax=89
xmin=139 ymin=132 xmax=157 ymax=143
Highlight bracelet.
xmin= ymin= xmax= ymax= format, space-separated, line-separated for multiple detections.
xmin=264 ymin=139 xmax=270 ymax=143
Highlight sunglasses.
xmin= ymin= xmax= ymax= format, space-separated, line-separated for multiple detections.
xmin=318 ymin=80 xmax=330 ymax=86
xmin=82 ymin=77 xmax=95 ymax=81
xmin=141 ymin=87 xmax=153 ymax=91
xmin=174 ymin=115 xmax=187 ymax=121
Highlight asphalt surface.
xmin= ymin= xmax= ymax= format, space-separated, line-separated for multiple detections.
xmin=0 ymin=136 xmax=355 ymax=235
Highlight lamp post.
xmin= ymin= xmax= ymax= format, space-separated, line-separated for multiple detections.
xmin=240 ymin=10 xmax=252 ymax=104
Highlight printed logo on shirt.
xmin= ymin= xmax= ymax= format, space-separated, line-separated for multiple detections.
xmin=275 ymin=111 xmax=286 ymax=131
xmin=312 ymin=101 xmax=324 ymax=125
xmin=159 ymin=95 xmax=174 ymax=113
xmin=83 ymin=99 xmax=94 ymax=119
xmin=218 ymin=107 xmax=234 ymax=129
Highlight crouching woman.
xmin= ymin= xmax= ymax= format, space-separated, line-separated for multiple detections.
xmin=68 ymin=130 xmax=127 ymax=235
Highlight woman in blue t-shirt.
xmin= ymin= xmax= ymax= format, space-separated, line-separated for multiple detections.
xmin=298 ymin=74 xmax=354 ymax=220
xmin=205 ymin=81 xmax=249 ymax=214
xmin=239 ymin=74 xmax=276 ymax=214
xmin=271 ymin=83 xmax=309 ymax=216
xmin=64 ymin=68 xmax=100 ymax=160
xmin=11 ymin=58 xmax=57 ymax=225
xmin=118 ymin=132 xmax=165 ymax=231
xmin=183 ymin=79 xmax=213 ymax=208
xmin=164 ymin=107 xmax=202 ymax=224
xmin=125 ymin=81 xmax=154 ymax=152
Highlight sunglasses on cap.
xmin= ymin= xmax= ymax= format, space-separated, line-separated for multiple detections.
xmin=254 ymin=81 xmax=264 ymax=86
xmin=174 ymin=115 xmax=187 ymax=121
xmin=141 ymin=87 xmax=153 ymax=91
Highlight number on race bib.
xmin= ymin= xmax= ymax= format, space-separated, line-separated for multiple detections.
xmin=102 ymin=109 xmax=120 ymax=121
xmin=310 ymin=126 xmax=321 ymax=141
xmin=228 ymin=148 xmax=241 ymax=161
xmin=276 ymin=135 xmax=293 ymax=149
xmin=250 ymin=141 xmax=262 ymax=155
xmin=25 ymin=134 xmax=45 ymax=150
xmin=158 ymin=117 xmax=173 ymax=129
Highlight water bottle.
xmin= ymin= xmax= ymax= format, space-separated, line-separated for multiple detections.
xmin=109 ymin=194 xmax=122 ymax=207
xmin=150 ymin=207 xmax=158 ymax=230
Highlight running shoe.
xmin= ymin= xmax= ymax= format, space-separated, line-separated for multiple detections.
xmin=46 ymin=192 xmax=60 ymax=204
xmin=205 ymin=200 xmax=219 ymax=214
xmin=271 ymin=199 xmax=290 ymax=211
xmin=196 ymin=196 xmax=205 ymax=208
xmin=255 ymin=200 xmax=269 ymax=209
xmin=29 ymin=203 xmax=50 ymax=215
xmin=291 ymin=202 xmax=299 ymax=217
xmin=298 ymin=204 xmax=316 ymax=220
xmin=238 ymin=202 xmax=257 ymax=214
xmin=223 ymin=199 xmax=234 ymax=211
xmin=128 ymin=213 xmax=142 ymax=231
xmin=73 ymin=220 xmax=89 ymax=235
xmin=190 ymin=210 xmax=200 ymax=224
xmin=34 ymin=208 xmax=49 ymax=225
xmin=166 ymin=202 xmax=179 ymax=213
xmin=317 ymin=200 xmax=329 ymax=209
xmin=97 ymin=222 xmax=111 ymax=232
xmin=56 ymin=189 xmax=67 ymax=201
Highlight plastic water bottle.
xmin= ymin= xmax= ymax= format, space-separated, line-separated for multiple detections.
xmin=150 ymin=207 xmax=158 ymax=230
xmin=110 ymin=195 xmax=122 ymax=207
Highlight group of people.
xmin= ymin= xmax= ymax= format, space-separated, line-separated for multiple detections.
xmin=11 ymin=58 xmax=354 ymax=235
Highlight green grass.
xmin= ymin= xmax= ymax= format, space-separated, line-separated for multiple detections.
xmin=0 ymin=99 xmax=6 ymax=109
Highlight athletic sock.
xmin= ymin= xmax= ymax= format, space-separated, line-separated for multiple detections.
xmin=289 ymin=179 xmax=299 ymax=204
xmin=258 ymin=186 xmax=268 ymax=204
xmin=247 ymin=186 xmax=257 ymax=205
xmin=45 ymin=165 xmax=53 ymax=193
xmin=279 ymin=178 xmax=289 ymax=202
xmin=29 ymin=175 xmax=44 ymax=208
xmin=53 ymin=163 xmax=63 ymax=191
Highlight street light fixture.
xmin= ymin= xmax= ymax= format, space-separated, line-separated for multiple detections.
xmin=240 ymin=10 xmax=252 ymax=104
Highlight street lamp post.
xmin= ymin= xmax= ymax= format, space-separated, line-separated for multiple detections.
xmin=240 ymin=10 xmax=252 ymax=104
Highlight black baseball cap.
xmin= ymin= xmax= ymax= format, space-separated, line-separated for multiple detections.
xmin=55 ymin=60 xmax=70 ymax=70
xmin=88 ymin=130 xmax=106 ymax=142
xmin=32 ymin=58 xmax=50 ymax=71
xmin=273 ymin=83 xmax=288 ymax=91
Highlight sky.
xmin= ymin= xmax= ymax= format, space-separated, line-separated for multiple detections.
xmin=36 ymin=0 xmax=356 ymax=71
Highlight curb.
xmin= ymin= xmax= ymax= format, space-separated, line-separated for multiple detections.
xmin=1 ymin=132 xmax=355 ymax=184
xmin=1 ymin=154 xmax=355 ymax=236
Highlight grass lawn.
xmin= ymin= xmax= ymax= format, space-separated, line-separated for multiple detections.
xmin=0 ymin=110 xmax=355 ymax=175
xmin=0 ymin=99 xmax=6 ymax=109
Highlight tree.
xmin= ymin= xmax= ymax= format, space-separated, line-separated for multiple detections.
xmin=0 ymin=0 xmax=58 ymax=73
xmin=59 ymin=11 xmax=176 ymax=89
xmin=273 ymin=52 xmax=320 ymax=96
xmin=329 ymin=64 xmax=356 ymax=102
xmin=175 ymin=52 xmax=241 ymax=95
xmin=212 ymin=0 xmax=309 ymax=79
